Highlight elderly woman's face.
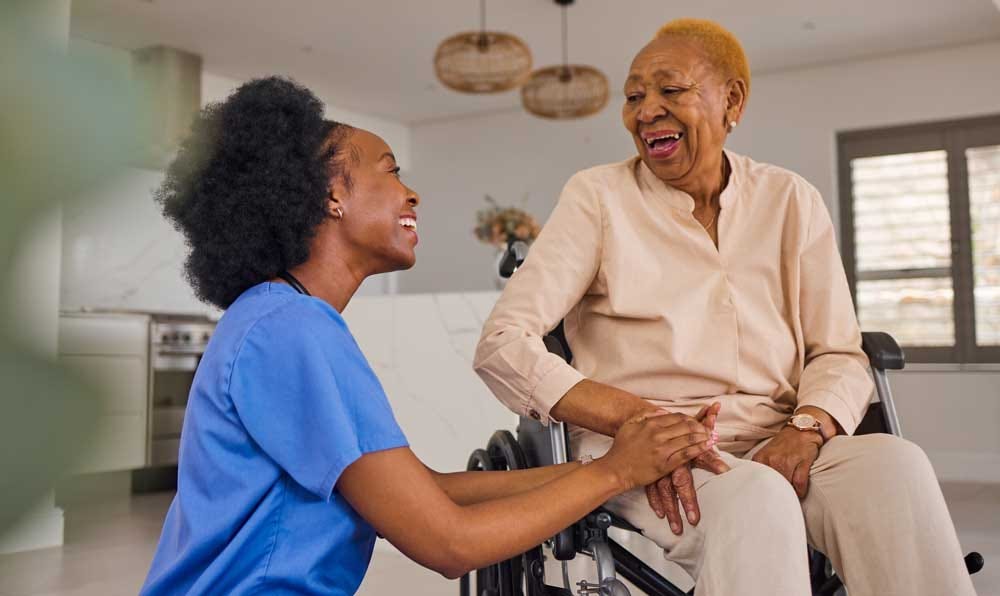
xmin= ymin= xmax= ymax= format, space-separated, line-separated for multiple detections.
xmin=622 ymin=37 xmax=733 ymax=185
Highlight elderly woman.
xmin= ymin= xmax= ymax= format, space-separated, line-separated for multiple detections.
xmin=139 ymin=77 xmax=716 ymax=595
xmin=474 ymin=18 xmax=975 ymax=596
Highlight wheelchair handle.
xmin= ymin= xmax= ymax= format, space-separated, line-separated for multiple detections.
xmin=966 ymin=551 xmax=984 ymax=575
xmin=498 ymin=239 xmax=529 ymax=279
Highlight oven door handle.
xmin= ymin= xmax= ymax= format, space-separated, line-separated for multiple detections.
xmin=152 ymin=353 xmax=202 ymax=372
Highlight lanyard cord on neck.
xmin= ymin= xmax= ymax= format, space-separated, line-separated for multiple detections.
xmin=277 ymin=271 xmax=311 ymax=296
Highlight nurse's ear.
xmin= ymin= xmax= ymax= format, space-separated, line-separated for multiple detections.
xmin=327 ymin=193 xmax=344 ymax=221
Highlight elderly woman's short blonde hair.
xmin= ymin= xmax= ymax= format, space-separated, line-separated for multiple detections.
xmin=655 ymin=18 xmax=750 ymax=96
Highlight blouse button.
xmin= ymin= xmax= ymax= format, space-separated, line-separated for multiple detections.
xmin=529 ymin=409 xmax=542 ymax=421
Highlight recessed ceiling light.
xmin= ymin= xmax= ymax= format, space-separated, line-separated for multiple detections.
xmin=300 ymin=45 xmax=314 ymax=54
xmin=802 ymin=20 xmax=816 ymax=31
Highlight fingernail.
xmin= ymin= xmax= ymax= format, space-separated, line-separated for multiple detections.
xmin=671 ymin=523 xmax=681 ymax=533
xmin=711 ymin=430 xmax=719 ymax=440
xmin=687 ymin=512 xmax=697 ymax=524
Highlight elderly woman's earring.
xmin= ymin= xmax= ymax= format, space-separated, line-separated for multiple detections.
xmin=729 ymin=120 xmax=737 ymax=130
xmin=334 ymin=207 xmax=344 ymax=220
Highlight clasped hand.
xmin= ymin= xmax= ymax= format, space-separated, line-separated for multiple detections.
xmin=637 ymin=404 xmax=826 ymax=536
xmin=640 ymin=403 xmax=729 ymax=536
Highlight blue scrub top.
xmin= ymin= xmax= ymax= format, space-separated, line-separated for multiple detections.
xmin=141 ymin=282 xmax=408 ymax=595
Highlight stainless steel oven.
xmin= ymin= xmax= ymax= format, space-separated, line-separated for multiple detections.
xmin=148 ymin=315 xmax=215 ymax=466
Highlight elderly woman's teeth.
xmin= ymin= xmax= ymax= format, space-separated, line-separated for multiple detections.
xmin=399 ymin=217 xmax=417 ymax=231
xmin=646 ymin=132 xmax=683 ymax=147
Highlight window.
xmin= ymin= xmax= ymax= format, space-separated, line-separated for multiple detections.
xmin=838 ymin=115 xmax=1000 ymax=363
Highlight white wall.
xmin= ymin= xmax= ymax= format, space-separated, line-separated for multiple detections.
xmin=402 ymin=39 xmax=1000 ymax=480
xmin=60 ymin=41 xmax=413 ymax=315
xmin=727 ymin=39 xmax=1000 ymax=231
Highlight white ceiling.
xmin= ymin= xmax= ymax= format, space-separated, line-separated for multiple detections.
xmin=71 ymin=0 xmax=1000 ymax=125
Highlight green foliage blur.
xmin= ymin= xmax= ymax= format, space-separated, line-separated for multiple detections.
xmin=0 ymin=1 xmax=141 ymax=537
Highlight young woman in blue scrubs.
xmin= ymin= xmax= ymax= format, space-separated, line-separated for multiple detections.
xmin=140 ymin=77 xmax=720 ymax=595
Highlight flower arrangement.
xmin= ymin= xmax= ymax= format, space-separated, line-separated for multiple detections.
xmin=473 ymin=194 xmax=541 ymax=248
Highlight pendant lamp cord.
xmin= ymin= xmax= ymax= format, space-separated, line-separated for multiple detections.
xmin=561 ymin=4 xmax=568 ymax=68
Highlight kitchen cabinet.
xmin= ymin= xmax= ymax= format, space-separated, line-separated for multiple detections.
xmin=58 ymin=313 xmax=150 ymax=474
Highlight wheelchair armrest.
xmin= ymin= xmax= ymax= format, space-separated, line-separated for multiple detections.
xmin=861 ymin=331 xmax=905 ymax=371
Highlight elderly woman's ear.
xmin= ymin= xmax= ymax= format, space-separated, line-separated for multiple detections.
xmin=725 ymin=78 xmax=748 ymax=131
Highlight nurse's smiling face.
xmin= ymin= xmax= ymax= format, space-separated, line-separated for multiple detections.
xmin=329 ymin=129 xmax=421 ymax=275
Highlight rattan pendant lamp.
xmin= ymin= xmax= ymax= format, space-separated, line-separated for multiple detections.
xmin=521 ymin=0 xmax=609 ymax=119
xmin=434 ymin=0 xmax=533 ymax=94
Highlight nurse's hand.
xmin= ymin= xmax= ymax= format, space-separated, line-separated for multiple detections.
xmin=603 ymin=411 xmax=717 ymax=491
xmin=645 ymin=403 xmax=729 ymax=536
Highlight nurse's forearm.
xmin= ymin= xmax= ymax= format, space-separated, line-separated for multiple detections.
xmin=430 ymin=463 xmax=581 ymax=505
xmin=338 ymin=447 xmax=628 ymax=580
xmin=550 ymin=379 xmax=657 ymax=437
xmin=447 ymin=459 xmax=627 ymax=573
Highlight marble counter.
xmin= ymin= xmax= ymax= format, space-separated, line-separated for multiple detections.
xmin=341 ymin=291 xmax=518 ymax=473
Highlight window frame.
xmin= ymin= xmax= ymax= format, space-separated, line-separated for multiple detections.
xmin=837 ymin=114 xmax=1000 ymax=364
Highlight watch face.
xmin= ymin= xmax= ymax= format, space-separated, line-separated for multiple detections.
xmin=793 ymin=414 xmax=816 ymax=429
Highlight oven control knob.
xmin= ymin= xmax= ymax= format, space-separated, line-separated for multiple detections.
xmin=202 ymin=332 xmax=211 ymax=342
xmin=182 ymin=333 xmax=191 ymax=342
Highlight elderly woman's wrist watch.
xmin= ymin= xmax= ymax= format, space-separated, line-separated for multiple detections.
xmin=787 ymin=413 xmax=825 ymax=443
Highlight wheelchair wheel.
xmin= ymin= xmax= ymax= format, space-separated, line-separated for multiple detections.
xmin=475 ymin=565 xmax=500 ymax=596
xmin=462 ymin=444 xmax=529 ymax=596
xmin=487 ymin=430 xmax=528 ymax=471
xmin=463 ymin=449 xmax=497 ymax=596
xmin=810 ymin=550 xmax=844 ymax=596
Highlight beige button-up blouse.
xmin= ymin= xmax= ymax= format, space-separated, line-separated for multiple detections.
xmin=473 ymin=151 xmax=874 ymax=453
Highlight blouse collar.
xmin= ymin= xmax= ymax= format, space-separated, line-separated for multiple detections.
xmin=635 ymin=148 xmax=741 ymax=212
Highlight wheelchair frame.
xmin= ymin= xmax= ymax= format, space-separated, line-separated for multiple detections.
xmin=460 ymin=242 xmax=983 ymax=596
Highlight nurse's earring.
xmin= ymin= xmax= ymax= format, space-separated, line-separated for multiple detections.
xmin=328 ymin=195 xmax=344 ymax=221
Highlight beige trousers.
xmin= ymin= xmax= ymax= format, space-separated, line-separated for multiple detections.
xmin=574 ymin=433 xmax=977 ymax=596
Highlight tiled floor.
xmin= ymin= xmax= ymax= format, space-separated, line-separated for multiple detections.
xmin=0 ymin=483 xmax=997 ymax=595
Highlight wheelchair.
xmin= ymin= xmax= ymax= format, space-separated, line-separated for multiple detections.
xmin=460 ymin=241 xmax=984 ymax=596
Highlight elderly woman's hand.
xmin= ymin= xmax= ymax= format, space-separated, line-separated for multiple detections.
xmin=751 ymin=426 xmax=823 ymax=498
xmin=644 ymin=402 xmax=730 ymax=535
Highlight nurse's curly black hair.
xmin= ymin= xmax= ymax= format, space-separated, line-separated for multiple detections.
xmin=156 ymin=76 xmax=353 ymax=309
